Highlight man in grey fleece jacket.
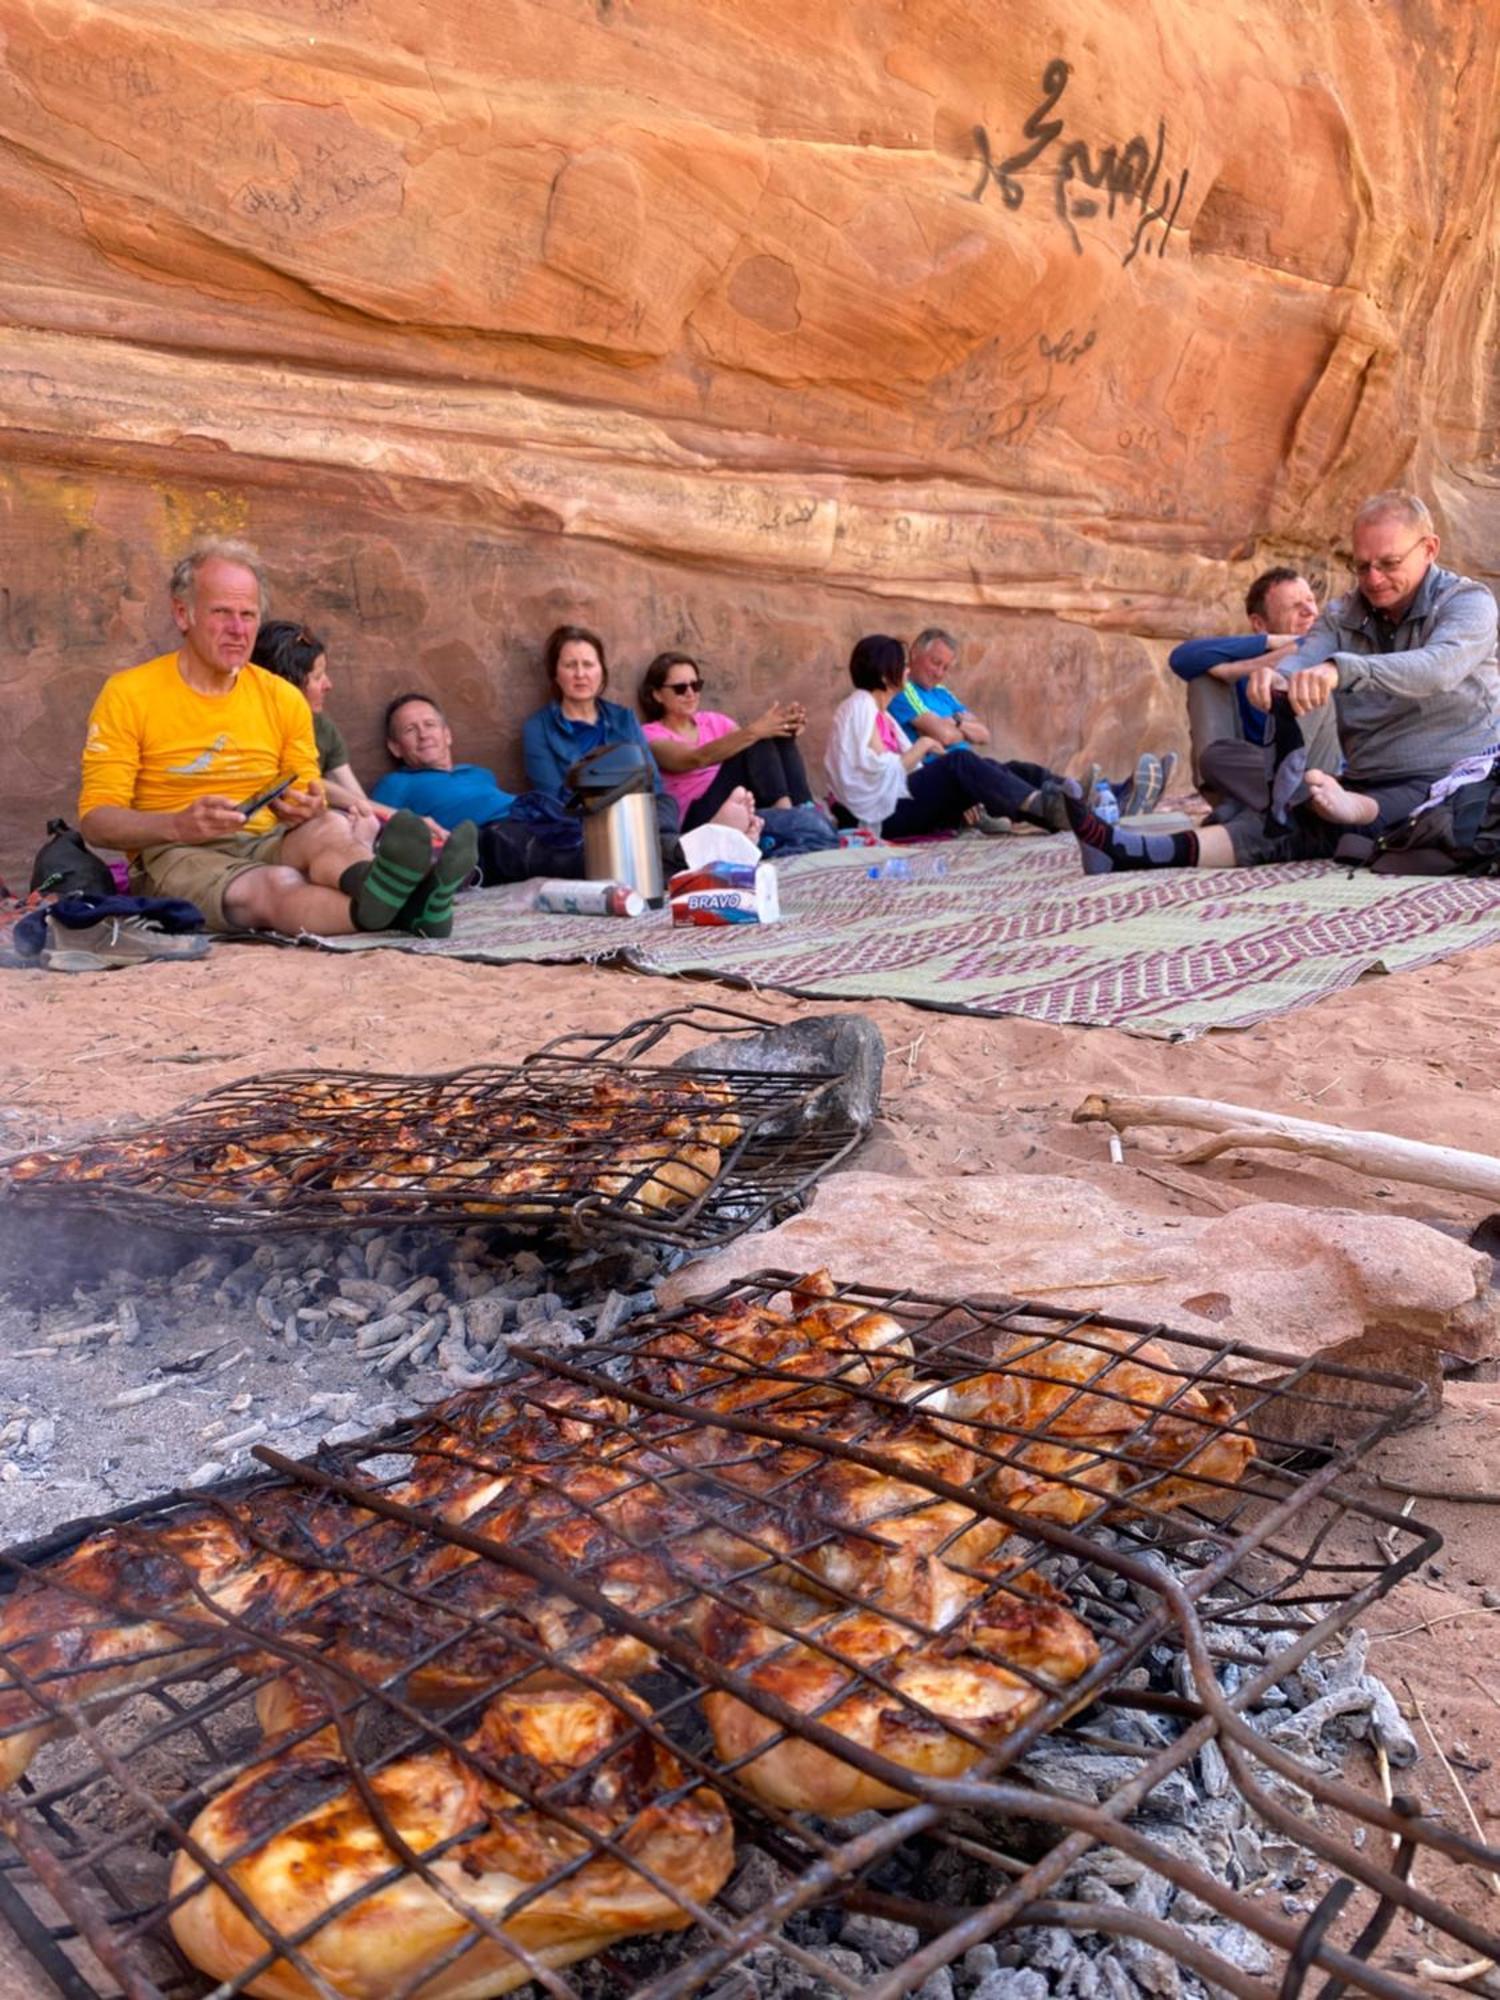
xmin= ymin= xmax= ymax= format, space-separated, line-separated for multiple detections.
xmin=1065 ymin=490 xmax=1500 ymax=874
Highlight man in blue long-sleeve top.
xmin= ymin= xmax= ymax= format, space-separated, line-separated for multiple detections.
xmin=1067 ymin=491 xmax=1500 ymax=874
xmin=1171 ymin=568 xmax=1318 ymax=745
xmin=372 ymin=691 xmax=581 ymax=886
xmin=1169 ymin=568 xmax=1340 ymax=807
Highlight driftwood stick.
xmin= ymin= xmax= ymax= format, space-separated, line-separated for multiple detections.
xmin=1073 ymin=1092 xmax=1500 ymax=1203
xmin=1175 ymin=1130 xmax=1296 ymax=1165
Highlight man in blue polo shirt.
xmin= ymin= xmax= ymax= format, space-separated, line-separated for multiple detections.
xmin=890 ymin=626 xmax=1173 ymax=822
xmin=373 ymin=692 xmax=517 ymax=826
xmin=888 ymin=628 xmax=991 ymax=751
xmin=373 ymin=689 xmax=580 ymax=885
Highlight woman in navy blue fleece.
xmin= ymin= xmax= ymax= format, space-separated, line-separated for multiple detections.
xmin=521 ymin=626 xmax=763 ymax=854
xmin=521 ymin=626 xmax=664 ymax=798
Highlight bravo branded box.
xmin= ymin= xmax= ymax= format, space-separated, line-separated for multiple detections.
xmin=668 ymin=859 xmax=780 ymax=926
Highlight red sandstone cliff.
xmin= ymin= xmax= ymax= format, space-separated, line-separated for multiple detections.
xmin=1 ymin=1 xmax=1495 ymax=863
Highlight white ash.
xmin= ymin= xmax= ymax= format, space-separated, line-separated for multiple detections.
xmin=0 ymin=1222 xmax=662 ymax=1545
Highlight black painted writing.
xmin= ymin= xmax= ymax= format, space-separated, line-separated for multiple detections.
xmin=969 ymin=60 xmax=1188 ymax=265
xmin=1037 ymin=326 xmax=1095 ymax=365
xmin=970 ymin=58 xmax=1070 ymax=209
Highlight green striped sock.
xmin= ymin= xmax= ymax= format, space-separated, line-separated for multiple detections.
xmin=404 ymin=821 xmax=478 ymax=939
xmin=342 ymin=812 xmax=433 ymax=931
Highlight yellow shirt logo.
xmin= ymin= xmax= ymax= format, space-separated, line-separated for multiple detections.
xmin=167 ymin=734 xmax=231 ymax=775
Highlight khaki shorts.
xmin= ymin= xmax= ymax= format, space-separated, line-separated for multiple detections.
xmin=133 ymin=829 xmax=292 ymax=932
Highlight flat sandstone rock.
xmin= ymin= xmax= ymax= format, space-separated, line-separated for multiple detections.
xmin=661 ymin=1172 xmax=1500 ymax=1434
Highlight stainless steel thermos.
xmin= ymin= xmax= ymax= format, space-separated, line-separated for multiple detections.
xmin=565 ymin=744 xmax=666 ymax=907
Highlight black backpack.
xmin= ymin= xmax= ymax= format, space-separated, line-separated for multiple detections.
xmin=30 ymin=819 xmax=116 ymax=898
xmin=1365 ymin=762 xmax=1500 ymax=876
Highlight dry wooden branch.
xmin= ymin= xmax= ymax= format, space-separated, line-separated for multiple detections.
xmin=1370 ymin=1609 xmax=1500 ymax=1643
xmin=1415 ymin=1956 xmax=1497 ymax=1985
xmin=1074 ymin=1092 xmax=1500 ymax=1202
xmin=1407 ymin=1680 xmax=1500 ymax=1900
xmin=1373 ymin=1476 xmax=1500 ymax=1505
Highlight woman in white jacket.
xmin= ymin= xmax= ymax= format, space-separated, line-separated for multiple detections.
xmin=825 ymin=636 xmax=1075 ymax=836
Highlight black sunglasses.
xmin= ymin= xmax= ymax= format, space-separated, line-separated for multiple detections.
xmin=663 ymin=676 xmax=703 ymax=693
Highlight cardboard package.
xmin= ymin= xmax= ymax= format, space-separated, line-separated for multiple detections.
xmin=668 ymin=857 xmax=780 ymax=926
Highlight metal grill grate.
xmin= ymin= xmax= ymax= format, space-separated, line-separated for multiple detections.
xmin=0 ymin=1007 xmax=867 ymax=1249
xmin=0 ymin=1271 xmax=1490 ymax=2000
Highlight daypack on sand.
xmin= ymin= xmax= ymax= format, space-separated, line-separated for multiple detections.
xmin=1367 ymin=762 xmax=1500 ymax=876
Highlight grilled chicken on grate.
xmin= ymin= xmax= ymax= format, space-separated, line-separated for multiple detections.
xmin=170 ymin=1676 xmax=734 ymax=2000
xmin=2 ymin=1073 xmax=744 ymax=1219
xmin=0 ymin=1271 xmax=1254 ymax=1999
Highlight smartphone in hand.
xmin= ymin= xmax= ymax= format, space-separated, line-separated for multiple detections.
xmin=234 ymin=774 xmax=296 ymax=818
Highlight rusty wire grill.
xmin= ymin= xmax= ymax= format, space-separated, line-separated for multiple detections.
xmin=0 ymin=1007 xmax=865 ymax=1249
xmin=0 ymin=1270 xmax=1489 ymax=2000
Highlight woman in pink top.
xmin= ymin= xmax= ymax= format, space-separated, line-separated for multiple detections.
xmin=639 ymin=652 xmax=818 ymax=831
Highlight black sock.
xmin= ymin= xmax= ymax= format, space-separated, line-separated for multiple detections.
xmin=1064 ymin=790 xmax=1199 ymax=875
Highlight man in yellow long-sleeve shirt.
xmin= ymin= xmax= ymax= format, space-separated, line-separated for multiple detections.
xmin=79 ymin=540 xmax=476 ymax=936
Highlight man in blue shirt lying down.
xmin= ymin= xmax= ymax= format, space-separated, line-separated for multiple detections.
xmin=372 ymin=691 xmax=760 ymax=885
xmin=372 ymin=691 xmax=583 ymax=887
xmin=373 ymin=693 xmax=519 ymax=828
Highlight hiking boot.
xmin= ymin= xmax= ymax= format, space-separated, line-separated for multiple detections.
xmin=1031 ymin=780 xmax=1079 ymax=833
xmin=39 ymin=914 xmax=211 ymax=973
xmin=1120 ymin=751 xmax=1180 ymax=817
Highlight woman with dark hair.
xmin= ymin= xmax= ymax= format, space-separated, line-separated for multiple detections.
xmin=250 ymin=621 xmax=385 ymax=838
xmin=520 ymin=626 xmax=666 ymax=798
xmin=521 ymin=626 xmax=764 ymax=856
xmin=639 ymin=652 xmax=823 ymax=832
xmin=826 ymin=635 xmax=1077 ymax=837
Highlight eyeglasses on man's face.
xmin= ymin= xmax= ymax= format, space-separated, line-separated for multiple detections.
xmin=664 ymin=677 xmax=703 ymax=694
xmin=1350 ymin=536 xmax=1429 ymax=578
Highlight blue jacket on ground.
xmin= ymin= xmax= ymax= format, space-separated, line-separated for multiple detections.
xmin=1167 ymin=634 xmax=1273 ymax=745
xmin=522 ymin=699 xmax=664 ymax=797
xmin=370 ymin=764 xmax=516 ymax=827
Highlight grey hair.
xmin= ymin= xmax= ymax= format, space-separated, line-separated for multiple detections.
xmin=911 ymin=626 xmax=959 ymax=656
xmin=168 ymin=538 xmax=269 ymax=616
xmin=1353 ymin=490 xmax=1435 ymax=538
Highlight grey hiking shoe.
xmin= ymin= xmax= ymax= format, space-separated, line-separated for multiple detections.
xmin=972 ymin=808 xmax=1016 ymax=835
xmin=1120 ymin=750 xmax=1181 ymax=817
xmin=40 ymin=914 xmax=211 ymax=973
xmin=1031 ymin=779 xmax=1080 ymax=833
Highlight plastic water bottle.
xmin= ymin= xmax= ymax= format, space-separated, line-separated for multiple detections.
xmin=1089 ymin=778 xmax=1120 ymax=824
xmin=865 ymin=857 xmax=913 ymax=887
xmin=909 ymin=852 xmax=951 ymax=882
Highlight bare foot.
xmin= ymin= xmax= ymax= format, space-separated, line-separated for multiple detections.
xmin=1304 ymin=770 xmax=1378 ymax=826
xmin=709 ymin=786 xmax=764 ymax=846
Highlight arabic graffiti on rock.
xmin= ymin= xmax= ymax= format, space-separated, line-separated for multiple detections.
xmin=969 ymin=59 xmax=1189 ymax=266
xmin=970 ymin=58 xmax=1071 ymax=210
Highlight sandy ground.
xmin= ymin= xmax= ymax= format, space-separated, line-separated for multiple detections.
xmin=2 ymin=941 xmax=1499 ymax=1995
xmin=6 ymin=936 xmax=1498 ymax=1219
